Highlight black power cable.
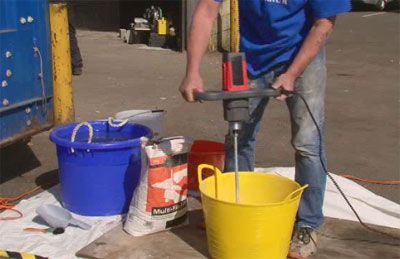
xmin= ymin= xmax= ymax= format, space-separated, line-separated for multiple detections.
xmin=288 ymin=90 xmax=400 ymax=242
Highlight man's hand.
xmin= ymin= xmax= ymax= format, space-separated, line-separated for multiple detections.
xmin=179 ymin=0 xmax=220 ymax=103
xmin=272 ymin=72 xmax=296 ymax=101
xmin=179 ymin=73 xmax=204 ymax=102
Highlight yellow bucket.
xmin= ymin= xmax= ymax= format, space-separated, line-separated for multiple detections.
xmin=198 ymin=164 xmax=308 ymax=259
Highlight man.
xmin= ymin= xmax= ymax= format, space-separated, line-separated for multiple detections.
xmin=179 ymin=0 xmax=351 ymax=258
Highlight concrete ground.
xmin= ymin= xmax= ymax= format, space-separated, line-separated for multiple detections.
xmin=76 ymin=198 xmax=400 ymax=259
xmin=0 ymin=5 xmax=399 ymax=259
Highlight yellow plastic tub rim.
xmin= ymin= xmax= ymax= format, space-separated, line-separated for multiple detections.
xmin=197 ymin=164 xmax=308 ymax=259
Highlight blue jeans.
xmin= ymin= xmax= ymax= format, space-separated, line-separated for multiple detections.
xmin=224 ymin=49 xmax=327 ymax=229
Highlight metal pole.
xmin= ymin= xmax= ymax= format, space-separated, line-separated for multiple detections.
xmin=230 ymin=0 xmax=240 ymax=203
xmin=49 ymin=3 xmax=75 ymax=125
xmin=233 ymin=130 xmax=240 ymax=203
xmin=230 ymin=0 xmax=239 ymax=53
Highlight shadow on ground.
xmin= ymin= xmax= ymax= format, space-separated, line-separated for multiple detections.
xmin=0 ymin=142 xmax=41 ymax=184
xmin=317 ymin=218 xmax=400 ymax=259
xmin=35 ymin=169 xmax=59 ymax=190
xmin=171 ymin=209 xmax=210 ymax=258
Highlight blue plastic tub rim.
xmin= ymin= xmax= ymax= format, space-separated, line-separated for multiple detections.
xmin=50 ymin=120 xmax=153 ymax=150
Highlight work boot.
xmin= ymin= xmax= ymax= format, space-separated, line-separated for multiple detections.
xmin=72 ymin=66 xmax=82 ymax=76
xmin=287 ymin=227 xmax=317 ymax=259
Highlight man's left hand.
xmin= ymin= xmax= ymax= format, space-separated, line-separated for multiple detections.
xmin=272 ymin=72 xmax=296 ymax=101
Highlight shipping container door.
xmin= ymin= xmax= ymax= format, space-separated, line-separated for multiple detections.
xmin=0 ymin=0 xmax=53 ymax=147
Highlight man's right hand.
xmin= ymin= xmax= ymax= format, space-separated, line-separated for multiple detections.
xmin=179 ymin=73 xmax=204 ymax=103
xmin=178 ymin=0 xmax=220 ymax=103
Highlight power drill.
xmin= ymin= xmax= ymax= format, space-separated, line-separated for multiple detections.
xmin=195 ymin=52 xmax=283 ymax=203
xmin=223 ymin=52 xmax=249 ymax=137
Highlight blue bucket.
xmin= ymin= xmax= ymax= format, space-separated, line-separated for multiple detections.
xmin=50 ymin=121 xmax=152 ymax=216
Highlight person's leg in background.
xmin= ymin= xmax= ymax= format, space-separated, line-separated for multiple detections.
xmin=69 ymin=23 xmax=83 ymax=75
xmin=68 ymin=5 xmax=83 ymax=76
xmin=287 ymin=48 xmax=327 ymax=259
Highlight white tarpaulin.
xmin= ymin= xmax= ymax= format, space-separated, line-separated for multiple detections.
xmin=0 ymin=168 xmax=399 ymax=258
xmin=0 ymin=185 xmax=122 ymax=259
xmin=256 ymin=167 xmax=400 ymax=230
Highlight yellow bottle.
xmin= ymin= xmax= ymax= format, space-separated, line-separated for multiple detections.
xmin=157 ymin=18 xmax=167 ymax=35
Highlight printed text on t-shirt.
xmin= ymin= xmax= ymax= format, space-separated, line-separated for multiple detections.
xmin=264 ymin=0 xmax=288 ymax=5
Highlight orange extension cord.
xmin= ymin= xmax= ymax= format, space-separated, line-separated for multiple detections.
xmin=0 ymin=185 xmax=45 ymax=221
xmin=340 ymin=174 xmax=400 ymax=185
xmin=0 ymin=174 xmax=398 ymax=221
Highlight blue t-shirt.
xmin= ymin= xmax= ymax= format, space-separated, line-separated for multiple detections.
xmin=214 ymin=0 xmax=351 ymax=77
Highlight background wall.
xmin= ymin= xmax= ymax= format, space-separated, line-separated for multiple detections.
xmin=68 ymin=0 xmax=120 ymax=31
xmin=66 ymin=0 xmax=229 ymax=51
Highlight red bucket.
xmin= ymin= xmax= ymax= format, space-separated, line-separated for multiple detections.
xmin=188 ymin=140 xmax=225 ymax=195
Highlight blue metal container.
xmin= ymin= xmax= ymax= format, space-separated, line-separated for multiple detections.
xmin=0 ymin=0 xmax=53 ymax=147
xmin=50 ymin=121 xmax=152 ymax=216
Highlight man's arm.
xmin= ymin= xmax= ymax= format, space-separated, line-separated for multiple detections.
xmin=273 ymin=17 xmax=336 ymax=101
xmin=179 ymin=0 xmax=220 ymax=102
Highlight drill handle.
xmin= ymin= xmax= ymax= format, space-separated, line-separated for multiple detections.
xmin=195 ymin=88 xmax=290 ymax=101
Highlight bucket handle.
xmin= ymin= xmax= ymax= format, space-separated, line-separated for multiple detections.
xmin=198 ymin=164 xmax=223 ymax=199
xmin=70 ymin=122 xmax=94 ymax=153
xmin=118 ymin=110 xmax=166 ymax=120
xmin=108 ymin=117 xmax=129 ymax=128
xmin=284 ymin=184 xmax=309 ymax=202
